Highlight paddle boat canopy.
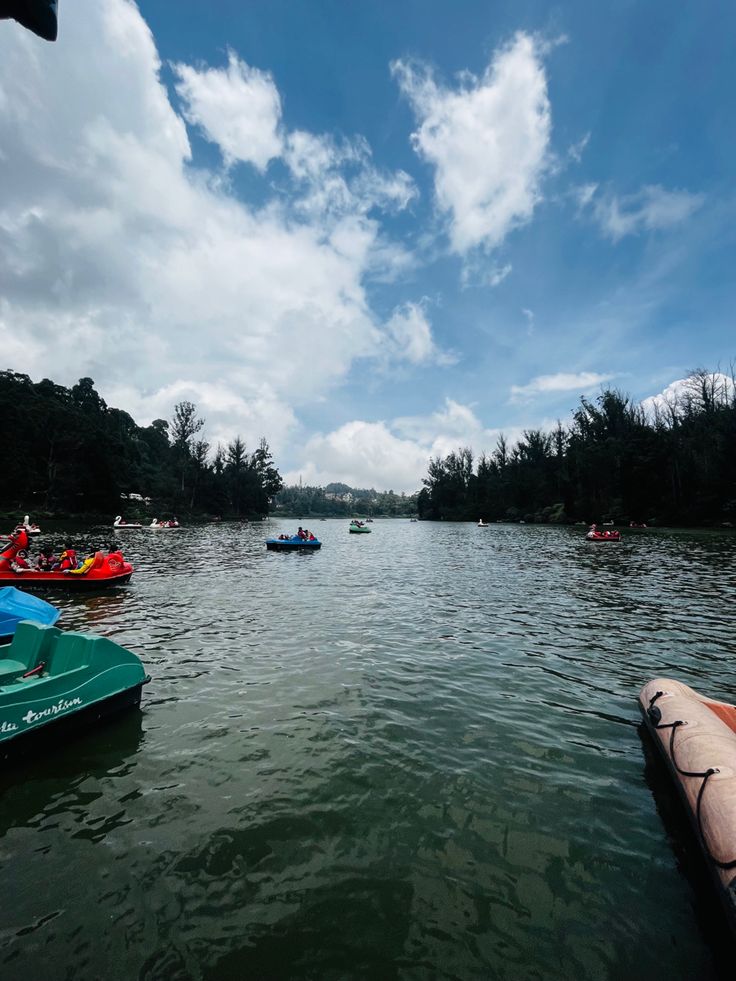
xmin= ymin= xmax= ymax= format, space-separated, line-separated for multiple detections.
xmin=0 ymin=587 xmax=59 ymax=643
xmin=0 ymin=621 xmax=149 ymax=762
xmin=639 ymin=678 xmax=736 ymax=935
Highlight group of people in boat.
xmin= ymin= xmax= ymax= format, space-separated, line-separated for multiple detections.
xmin=8 ymin=545 xmax=81 ymax=573
xmin=277 ymin=527 xmax=317 ymax=542
xmin=0 ymin=525 xmax=84 ymax=573
xmin=586 ymin=523 xmax=620 ymax=540
xmin=350 ymin=520 xmax=367 ymax=528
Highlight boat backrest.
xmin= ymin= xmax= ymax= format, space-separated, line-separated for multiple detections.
xmin=47 ymin=632 xmax=91 ymax=675
xmin=5 ymin=621 xmax=61 ymax=670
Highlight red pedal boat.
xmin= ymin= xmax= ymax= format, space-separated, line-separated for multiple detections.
xmin=0 ymin=527 xmax=133 ymax=589
xmin=585 ymin=524 xmax=621 ymax=542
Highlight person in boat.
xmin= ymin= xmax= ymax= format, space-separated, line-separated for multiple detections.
xmin=56 ymin=546 xmax=78 ymax=571
xmin=36 ymin=547 xmax=56 ymax=571
xmin=297 ymin=526 xmax=306 ymax=540
xmin=308 ymin=532 xmax=316 ymax=541
xmin=10 ymin=549 xmax=32 ymax=572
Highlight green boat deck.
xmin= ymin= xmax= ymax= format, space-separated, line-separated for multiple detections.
xmin=0 ymin=622 xmax=149 ymax=747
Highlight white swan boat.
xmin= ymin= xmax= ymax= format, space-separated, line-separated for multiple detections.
xmin=22 ymin=515 xmax=41 ymax=535
xmin=149 ymin=519 xmax=180 ymax=529
xmin=113 ymin=516 xmax=143 ymax=529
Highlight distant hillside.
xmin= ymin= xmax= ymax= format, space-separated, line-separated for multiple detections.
xmin=275 ymin=483 xmax=418 ymax=517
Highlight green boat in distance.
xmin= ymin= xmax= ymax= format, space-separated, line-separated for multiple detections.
xmin=349 ymin=521 xmax=371 ymax=534
xmin=0 ymin=621 xmax=150 ymax=762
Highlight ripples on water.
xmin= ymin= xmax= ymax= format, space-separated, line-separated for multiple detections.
xmin=1 ymin=521 xmax=735 ymax=979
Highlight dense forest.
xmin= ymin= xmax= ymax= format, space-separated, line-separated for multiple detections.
xmin=418 ymin=370 xmax=736 ymax=526
xmin=0 ymin=371 xmax=283 ymax=519
xmin=274 ymin=482 xmax=418 ymax=517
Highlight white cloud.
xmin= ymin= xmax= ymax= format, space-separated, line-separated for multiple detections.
xmin=0 ymin=0 xmax=423 ymax=465
xmin=383 ymin=301 xmax=455 ymax=366
xmin=393 ymin=398 xmax=513 ymax=462
xmin=392 ymin=32 xmax=551 ymax=254
xmin=573 ymin=182 xmax=598 ymax=210
xmin=567 ymin=132 xmax=590 ymax=163
xmin=284 ymin=397 xmax=560 ymax=493
xmin=584 ymin=184 xmax=704 ymax=241
xmin=641 ymin=372 xmax=735 ymax=421
xmin=510 ymin=371 xmax=614 ymax=402
xmin=283 ymin=421 xmax=432 ymax=493
xmin=173 ymin=50 xmax=283 ymax=171
xmin=284 ymin=130 xmax=417 ymax=220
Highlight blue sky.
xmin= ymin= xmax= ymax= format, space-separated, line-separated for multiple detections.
xmin=1 ymin=0 xmax=733 ymax=491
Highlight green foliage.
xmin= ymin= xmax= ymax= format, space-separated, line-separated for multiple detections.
xmin=0 ymin=372 xmax=282 ymax=519
xmin=275 ymin=484 xmax=418 ymax=517
xmin=419 ymin=373 xmax=736 ymax=525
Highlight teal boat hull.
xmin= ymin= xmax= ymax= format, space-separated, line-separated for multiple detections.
xmin=0 ymin=622 xmax=149 ymax=761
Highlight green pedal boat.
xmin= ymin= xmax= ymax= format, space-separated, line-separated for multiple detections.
xmin=0 ymin=621 xmax=150 ymax=762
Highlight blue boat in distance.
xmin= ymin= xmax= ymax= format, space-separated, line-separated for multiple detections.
xmin=266 ymin=535 xmax=321 ymax=552
xmin=0 ymin=587 xmax=60 ymax=644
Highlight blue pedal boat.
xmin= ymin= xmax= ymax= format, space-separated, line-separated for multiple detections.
xmin=266 ymin=535 xmax=321 ymax=552
xmin=0 ymin=586 xmax=60 ymax=644
xmin=0 ymin=621 xmax=150 ymax=762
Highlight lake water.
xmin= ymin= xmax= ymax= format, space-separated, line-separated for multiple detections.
xmin=1 ymin=520 xmax=735 ymax=980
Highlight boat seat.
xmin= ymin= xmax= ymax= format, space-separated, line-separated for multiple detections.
xmin=6 ymin=621 xmax=60 ymax=670
xmin=46 ymin=632 xmax=91 ymax=675
xmin=0 ymin=658 xmax=26 ymax=683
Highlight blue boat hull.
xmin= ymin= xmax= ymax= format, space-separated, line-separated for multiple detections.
xmin=0 ymin=587 xmax=59 ymax=644
xmin=266 ymin=538 xmax=321 ymax=552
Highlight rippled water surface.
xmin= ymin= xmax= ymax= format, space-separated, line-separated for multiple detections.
xmin=2 ymin=520 xmax=736 ymax=980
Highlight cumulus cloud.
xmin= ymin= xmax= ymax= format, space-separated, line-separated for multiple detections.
xmin=384 ymin=302 xmax=455 ymax=366
xmin=173 ymin=50 xmax=283 ymax=170
xmin=0 ymin=0 xmax=422 ymax=464
xmin=641 ymin=372 xmax=735 ymax=420
xmin=394 ymin=398 xmax=519 ymax=465
xmin=392 ymin=32 xmax=551 ymax=254
xmin=283 ymin=421 xmax=432 ymax=493
xmin=582 ymin=184 xmax=704 ymax=241
xmin=510 ymin=371 xmax=614 ymax=402
xmin=284 ymin=397 xmax=558 ymax=492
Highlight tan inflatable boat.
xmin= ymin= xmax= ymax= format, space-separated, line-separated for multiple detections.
xmin=639 ymin=678 xmax=736 ymax=932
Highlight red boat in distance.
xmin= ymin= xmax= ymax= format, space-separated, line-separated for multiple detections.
xmin=0 ymin=526 xmax=133 ymax=589
xmin=585 ymin=524 xmax=621 ymax=542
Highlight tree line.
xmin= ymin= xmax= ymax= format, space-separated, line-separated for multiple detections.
xmin=418 ymin=370 xmax=736 ymax=526
xmin=275 ymin=482 xmax=418 ymax=517
xmin=0 ymin=371 xmax=283 ymax=518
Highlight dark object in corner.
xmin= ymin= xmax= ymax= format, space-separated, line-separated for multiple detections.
xmin=0 ymin=0 xmax=58 ymax=42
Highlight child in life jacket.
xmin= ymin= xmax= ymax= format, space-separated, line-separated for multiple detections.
xmin=56 ymin=547 xmax=78 ymax=571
